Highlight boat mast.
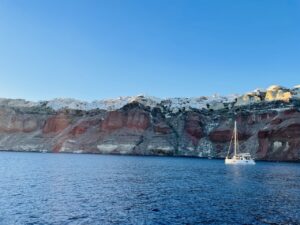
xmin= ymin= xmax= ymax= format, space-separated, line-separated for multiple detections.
xmin=234 ymin=120 xmax=237 ymax=156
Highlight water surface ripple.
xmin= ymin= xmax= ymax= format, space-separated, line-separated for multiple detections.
xmin=0 ymin=152 xmax=299 ymax=224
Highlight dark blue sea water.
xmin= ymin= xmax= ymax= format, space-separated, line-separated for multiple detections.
xmin=0 ymin=152 xmax=299 ymax=225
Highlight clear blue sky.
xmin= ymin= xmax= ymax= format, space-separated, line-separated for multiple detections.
xmin=0 ymin=0 xmax=299 ymax=101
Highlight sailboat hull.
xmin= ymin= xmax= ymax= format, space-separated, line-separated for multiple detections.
xmin=225 ymin=158 xmax=256 ymax=165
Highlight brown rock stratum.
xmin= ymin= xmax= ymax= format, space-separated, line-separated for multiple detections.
xmin=0 ymin=85 xmax=300 ymax=161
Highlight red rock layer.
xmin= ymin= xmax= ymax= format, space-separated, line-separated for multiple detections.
xmin=43 ymin=114 xmax=70 ymax=133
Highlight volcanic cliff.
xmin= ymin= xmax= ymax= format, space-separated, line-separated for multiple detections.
xmin=0 ymin=85 xmax=300 ymax=161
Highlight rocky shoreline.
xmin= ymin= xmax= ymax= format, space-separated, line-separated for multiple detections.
xmin=2 ymin=150 xmax=300 ymax=164
xmin=0 ymin=85 xmax=300 ymax=161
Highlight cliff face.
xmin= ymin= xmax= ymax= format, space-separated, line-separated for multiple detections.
xmin=0 ymin=85 xmax=300 ymax=161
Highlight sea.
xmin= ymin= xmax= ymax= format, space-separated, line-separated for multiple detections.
xmin=0 ymin=152 xmax=299 ymax=225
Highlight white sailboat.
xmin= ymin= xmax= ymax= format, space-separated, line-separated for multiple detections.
xmin=225 ymin=121 xmax=255 ymax=165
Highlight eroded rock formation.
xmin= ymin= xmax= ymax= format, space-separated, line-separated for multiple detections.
xmin=0 ymin=85 xmax=299 ymax=161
